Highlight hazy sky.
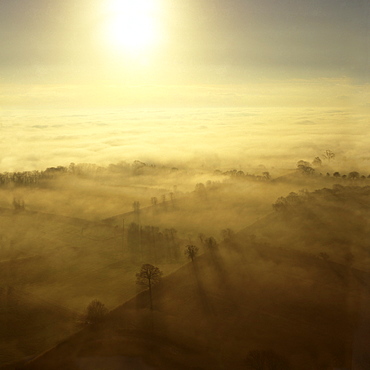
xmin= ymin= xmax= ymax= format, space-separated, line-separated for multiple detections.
xmin=0 ymin=0 xmax=369 ymax=172
xmin=0 ymin=0 xmax=368 ymax=100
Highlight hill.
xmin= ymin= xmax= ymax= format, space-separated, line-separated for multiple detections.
xmin=0 ymin=208 xmax=185 ymax=366
xmin=12 ymin=186 xmax=370 ymax=369
xmin=241 ymin=185 xmax=370 ymax=271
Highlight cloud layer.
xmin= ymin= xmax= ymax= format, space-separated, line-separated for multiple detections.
xmin=1 ymin=104 xmax=368 ymax=172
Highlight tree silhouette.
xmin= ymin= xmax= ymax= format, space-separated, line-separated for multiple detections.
xmin=202 ymin=236 xmax=218 ymax=252
xmin=312 ymin=157 xmax=322 ymax=167
xmin=151 ymin=197 xmax=158 ymax=206
xmin=323 ymin=150 xmax=335 ymax=162
xmin=195 ymin=183 xmax=207 ymax=199
xmin=132 ymin=201 xmax=140 ymax=213
xmin=297 ymin=160 xmax=315 ymax=175
xmin=262 ymin=171 xmax=271 ymax=180
xmin=348 ymin=171 xmax=360 ymax=180
xmin=78 ymin=299 xmax=108 ymax=327
xmin=184 ymin=244 xmax=199 ymax=261
xmin=136 ymin=264 xmax=163 ymax=310
xmin=221 ymin=228 xmax=235 ymax=243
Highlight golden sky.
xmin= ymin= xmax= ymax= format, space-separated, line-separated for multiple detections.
xmin=0 ymin=0 xmax=368 ymax=108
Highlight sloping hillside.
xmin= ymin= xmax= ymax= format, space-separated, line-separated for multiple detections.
xmin=0 ymin=285 xmax=76 ymax=366
xmin=241 ymin=185 xmax=370 ymax=271
xmin=18 ymin=253 xmax=370 ymax=369
xmin=15 ymin=188 xmax=370 ymax=369
xmin=0 ymin=209 xmax=184 ymax=367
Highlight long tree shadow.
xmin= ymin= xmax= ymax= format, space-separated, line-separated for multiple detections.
xmin=191 ymin=260 xmax=214 ymax=316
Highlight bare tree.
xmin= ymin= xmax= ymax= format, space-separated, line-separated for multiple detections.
xmin=323 ymin=150 xmax=335 ymax=162
xmin=184 ymin=245 xmax=199 ymax=261
xmin=262 ymin=171 xmax=271 ymax=180
xmin=203 ymin=236 xmax=218 ymax=252
xmin=136 ymin=264 xmax=163 ymax=310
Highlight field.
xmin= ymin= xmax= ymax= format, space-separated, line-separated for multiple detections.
xmin=0 ymin=161 xmax=370 ymax=368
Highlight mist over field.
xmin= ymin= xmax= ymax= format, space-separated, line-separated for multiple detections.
xmin=1 ymin=103 xmax=369 ymax=173
xmin=1 ymin=92 xmax=370 ymax=369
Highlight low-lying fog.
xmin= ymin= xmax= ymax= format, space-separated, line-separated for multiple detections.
xmin=1 ymin=106 xmax=369 ymax=173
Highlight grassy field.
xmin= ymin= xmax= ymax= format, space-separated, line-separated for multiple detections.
xmin=1 ymin=167 xmax=369 ymax=368
xmin=0 ymin=206 xmax=185 ymax=366
xmin=17 ymin=239 xmax=370 ymax=369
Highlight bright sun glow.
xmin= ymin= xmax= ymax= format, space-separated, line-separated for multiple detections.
xmin=104 ymin=0 xmax=162 ymax=56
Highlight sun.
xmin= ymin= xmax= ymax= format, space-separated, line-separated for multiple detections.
xmin=104 ymin=0 xmax=162 ymax=56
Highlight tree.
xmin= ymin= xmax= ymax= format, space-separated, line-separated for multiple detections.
xmin=132 ymin=201 xmax=140 ymax=213
xmin=312 ymin=157 xmax=322 ymax=167
xmin=203 ymin=236 xmax=218 ymax=252
xmin=297 ymin=160 xmax=315 ymax=175
xmin=136 ymin=264 xmax=163 ymax=310
xmin=262 ymin=171 xmax=271 ymax=180
xmin=184 ymin=245 xmax=199 ymax=261
xmin=272 ymin=197 xmax=288 ymax=212
xmin=195 ymin=183 xmax=207 ymax=199
xmin=221 ymin=228 xmax=235 ymax=243
xmin=323 ymin=150 xmax=335 ymax=162
xmin=297 ymin=160 xmax=310 ymax=167
xmin=151 ymin=197 xmax=158 ymax=206
xmin=272 ymin=192 xmax=303 ymax=212
xmin=78 ymin=299 xmax=108 ymax=327
xmin=348 ymin=171 xmax=360 ymax=180
xmin=333 ymin=172 xmax=341 ymax=178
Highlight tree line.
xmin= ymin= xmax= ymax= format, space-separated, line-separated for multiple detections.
xmin=0 ymin=160 xmax=180 ymax=188
xmin=214 ymin=169 xmax=271 ymax=182
xmin=126 ymin=222 xmax=181 ymax=263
